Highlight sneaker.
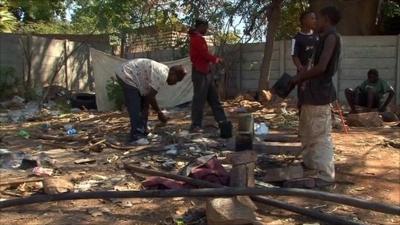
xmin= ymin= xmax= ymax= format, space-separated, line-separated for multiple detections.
xmin=128 ymin=138 xmax=149 ymax=146
xmin=135 ymin=138 xmax=150 ymax=145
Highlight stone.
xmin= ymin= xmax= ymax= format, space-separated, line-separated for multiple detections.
xmin=43 ymin=177 xmax=74 ymax=195
xmin=263 ymin=165 xmax=304 ymax=182
xmin=346 ymin=112 xmax=383 ymax=127
xmin=206 ymin=197 xmax=257 ymax=225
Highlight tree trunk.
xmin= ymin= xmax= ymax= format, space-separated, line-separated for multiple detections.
xmin=120 ymin=32 xmax=126 ymax=58
xmin=309 ymin=0 xmax=380 ymax=35
xmin=258 ymin=0 xmax=283 ymax=92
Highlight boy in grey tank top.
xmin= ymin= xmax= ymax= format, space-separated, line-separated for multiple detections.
xmin=290 ymin=6 xmax=342 ymax=187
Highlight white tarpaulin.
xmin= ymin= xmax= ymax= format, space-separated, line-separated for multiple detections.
xmin=90 ymin=48 xmax=193 ymax=111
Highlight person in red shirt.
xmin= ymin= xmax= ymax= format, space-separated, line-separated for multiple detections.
xmin=189 ymin=19 xmax=230 ymax=134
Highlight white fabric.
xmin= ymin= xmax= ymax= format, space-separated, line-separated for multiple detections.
xmin=299 ymin=104 xmax=335 ymax=182
xmin=291 ymin=39 xmax=296 ymax=56
xmin=90 ymin=48 xmax=193 ymax=111
xmin=115 ymin=59 xmax=169 ymax=96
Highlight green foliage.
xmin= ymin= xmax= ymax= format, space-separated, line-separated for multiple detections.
xmin=277 ymin=0 xmax=309 ymax=40
xmin=106 ymin=77 xmax=124 ymax=110
xmin=6 ymin=0 xmax=67 ymax=22
xmin=21 ymin=21 xmax=74 ymax=34
xmin=382 ymin=0 xmax=400 ymax=18
xmin=0 ymin=6 xmax=18 ymax=32
xmin=0 ymin=66 xmax=17 ymax=99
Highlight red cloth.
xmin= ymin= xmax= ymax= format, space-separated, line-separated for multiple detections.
xmin=189 ymin=31 xmax=219 ymax=74
xmin=141 ymin=156 xmax=230 ymax=190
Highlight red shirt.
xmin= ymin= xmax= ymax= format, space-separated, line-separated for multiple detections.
xmin=189 ymin=31 xmax=218 ymax=74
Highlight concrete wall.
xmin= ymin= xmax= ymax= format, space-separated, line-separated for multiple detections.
xmin=0 ymin=33 xmax=110 ymax=93
xmin=129 ymin=35 xmax=400 ymax=104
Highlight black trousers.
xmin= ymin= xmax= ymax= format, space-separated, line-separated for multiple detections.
xmin=118 ymin=77 xmax=148 ymax=141
xmin=191 ymin=69 xmax=227 ymax=128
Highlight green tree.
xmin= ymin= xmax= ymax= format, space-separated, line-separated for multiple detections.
xmin=0 ymin=5 xmax=18 ymax=32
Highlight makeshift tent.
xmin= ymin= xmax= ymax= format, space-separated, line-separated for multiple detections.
xmin=90 ymin=48 xmax=193 ymax=111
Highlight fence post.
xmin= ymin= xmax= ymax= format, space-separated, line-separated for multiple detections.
xmin=279 ymin=41 xmax=285 ymax=77
xmin=64 ymin=39 xmax=69 ymax=91
xmin=238 ymin=44 xmax=242 ymax=92
xmin=396 ymin=34 xmax=400 ymax=104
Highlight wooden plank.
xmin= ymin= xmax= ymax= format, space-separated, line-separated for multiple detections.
xmin=253 ymin=142 xmax=302 ymax=155
xmin=264 ymin=133 xmax=299 ymax=142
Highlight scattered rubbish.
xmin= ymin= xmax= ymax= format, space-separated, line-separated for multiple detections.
xmin=70 ymin=108 xmax=81 ymax=113
xmin=43 ymin=177 xmax=74 ymax=194
xmin=106 ymin=155 xmax=119 ymax=164
xmin=32 ymin=167 xmax=54 ymax=176
xmin=178 ymin=130 xmax=190 ymax=137
xmin=91 ymin=175 xmax=108 ymax=181
xmin=118 ymin=200 xmax=133 ymax=208
xmin=140 ymin=162 xmax=151 ymax=168
xmin=254 ymin=122 xmax=269 ymax=139
xmin=88 ymin=208 xmax=103 ymax=217
xmin=19 ymin=158 xmax=39 ymax=170
xmin=165 ymin=144 xmax=179 ymax=156
xmin=40 ymin=123 xmax=51 ymax=133
xmin=384 ymin=138 xmax=400 ymax=149
xmin=0 ymin=96 xmax=25 ymax=109
xmin=74 ymin=181 xmax=95 ymax=192
xmin=17 ymin=130 xmax=30 ymax=139
xmin=0 ymin=113 xmax=8 ymax=123
xmin=74 ymin=158 xmax=96 ymax=164
xmin=161 ymin=159 xmax=176 ymax=170
xmin=67 ymin=128 xmax=77 ymax=136
xmin=0 ymin=150 xmax=25 ymax=169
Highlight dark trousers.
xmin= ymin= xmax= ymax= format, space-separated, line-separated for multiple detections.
xmin=118 ymin=77 xmax=148 ymax=141
xmin=191 ymin=69 xmax=227 ymax=128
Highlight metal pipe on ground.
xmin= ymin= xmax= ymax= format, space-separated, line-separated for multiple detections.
xmin=0 ymin=188 xmax=366 ymax=225
xmin=124 ymin=164 xmax=400 ymax=215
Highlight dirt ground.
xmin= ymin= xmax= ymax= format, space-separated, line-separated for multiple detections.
xmin=0 ymin=101 xmax=399 ymax=225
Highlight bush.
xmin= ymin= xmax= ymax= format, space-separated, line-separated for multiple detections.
xmin=0 ymin=66 xmax=17 ymax=99
xmin=106 ymin=77 xmax=124 ymax=110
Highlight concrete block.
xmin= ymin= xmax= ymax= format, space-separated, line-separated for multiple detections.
xmin=43 ymin=177 xmax=74 ymax=195
xmin=206 ymin=197 xmax=257 ymax=225
xmin=262 ymin=165 xmax=304 ymax=182
xmin=346 ymin=112 xmax=383 ymax=127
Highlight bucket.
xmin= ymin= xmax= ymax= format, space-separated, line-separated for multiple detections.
xmin=272 ymin=73 xmax=295 ymax=99
xmin=219 ymin=121 xmax=233 ymax=139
